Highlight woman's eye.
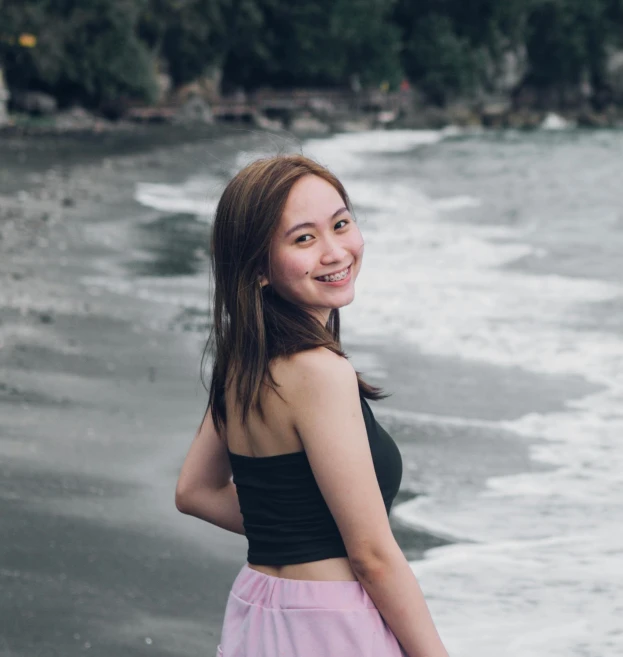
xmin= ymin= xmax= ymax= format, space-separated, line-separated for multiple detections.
xmin=295 ymin=234 xmax=313 ymax=243
xmin=335 ymin=219 xmax=349 ymax=230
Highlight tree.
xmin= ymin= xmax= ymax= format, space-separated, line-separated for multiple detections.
xmin=139 ymin=0 xmax=227 ymax=86
xmin=524 ymin=0 xmax=623 ymax=97
xmin=392 ymin=0 xmax=530 ymax=103
xmin=221 ymin=0 xmax=402 ymax=89
xmin=393 ymin=8 xmax=485 ymax=104
xmin=1 ymin=0 xmax=157 ymax=109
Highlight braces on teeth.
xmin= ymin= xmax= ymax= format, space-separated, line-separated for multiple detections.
xmin=319 ymin=268 xmax=348 ymax=282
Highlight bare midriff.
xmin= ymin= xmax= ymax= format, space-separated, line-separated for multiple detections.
xmin=248 ymin=556 xmax=358 ymax=581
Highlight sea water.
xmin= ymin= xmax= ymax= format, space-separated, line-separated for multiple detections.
xmin=130 ymin=128 xmax=623 ymax=656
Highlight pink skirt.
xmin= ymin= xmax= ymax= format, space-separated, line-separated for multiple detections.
xmin=216 ymin=564 xmax=406 ymax=657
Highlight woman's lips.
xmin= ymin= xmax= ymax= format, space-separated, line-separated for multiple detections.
xmin=315 ymin=265 xmax=351 ymax=285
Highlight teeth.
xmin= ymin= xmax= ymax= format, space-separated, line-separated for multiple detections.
xmin=320 ymin=267 xmax=348 ymax=282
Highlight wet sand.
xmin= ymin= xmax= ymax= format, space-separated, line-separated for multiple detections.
xmin=1 ymin=130 xmax=248 ymax=657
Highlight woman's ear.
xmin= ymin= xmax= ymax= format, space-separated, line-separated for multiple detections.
xmin=258 ymin=272 xmax=269 ymax=288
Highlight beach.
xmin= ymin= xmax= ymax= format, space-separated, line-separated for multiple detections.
xmin=2 ymin=125 xmax=621 ymax=657
xmin=1 ymin=129 xmax=250 ymax=657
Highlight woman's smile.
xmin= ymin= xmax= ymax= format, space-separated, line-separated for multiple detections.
xmin=314 ymin=265 xmax=352 ymax=284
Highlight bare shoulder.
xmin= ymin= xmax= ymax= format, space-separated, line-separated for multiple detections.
xmin=277 ymin=348 xmax=396 ymax=567
xmin=274 ymin=347 xmax=357 ymax=398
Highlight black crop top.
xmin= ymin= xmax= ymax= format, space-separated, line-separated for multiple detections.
xmin=227 ymin=397 xmax=402 ymax=566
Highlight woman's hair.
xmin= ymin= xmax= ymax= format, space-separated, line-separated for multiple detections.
xmin=205 ymin=154 xmax=384 ymax=434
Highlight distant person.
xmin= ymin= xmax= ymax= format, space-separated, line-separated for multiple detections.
xmin=175 ymin=155 xmax=449 ymax=657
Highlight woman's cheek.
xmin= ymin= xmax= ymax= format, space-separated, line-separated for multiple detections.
xmin=272 ymin=255 xmax=308 ymax=289
xmin=284 ymin=256 xmax=310 ymax=279
xmin=353 ymin=233 xmax=365 ymax=260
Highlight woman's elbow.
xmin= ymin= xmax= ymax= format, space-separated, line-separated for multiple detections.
xmin=348 ymin=538 xmax=403 ymax=580
xmin=175 ymin=483 xmax=194 ymax=514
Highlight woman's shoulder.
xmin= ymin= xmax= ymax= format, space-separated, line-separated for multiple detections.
xmin=271 ymin=348 xmax=358 ymax=401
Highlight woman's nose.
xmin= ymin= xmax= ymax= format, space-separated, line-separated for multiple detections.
xmin=319 ymin=236 xmax=348 ymax=263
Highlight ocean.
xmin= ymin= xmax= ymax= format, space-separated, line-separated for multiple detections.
xmin=106 ymin=126 xmax=622 ymax=655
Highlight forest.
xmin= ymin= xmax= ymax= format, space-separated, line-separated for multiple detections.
xmin=2 ymin=0 xmax=623 ymax=110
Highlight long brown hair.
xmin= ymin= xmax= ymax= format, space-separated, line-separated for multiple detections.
xmin=206 ymin=154 xmax=384 ymax=434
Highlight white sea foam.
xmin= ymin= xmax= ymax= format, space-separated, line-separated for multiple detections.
xmin=135 ymin=179 xmax=219 ymax=219
xmin=302 ymin=129 xmax=623 ymax=656
xmin=305 ymin=128 xmax=455 ymax=175
xmin=372 ymin=405 xmax=504 ymax=430
xmin=431 ymin=195 xmax=482 ymax=211
xmin=310 ymin=129 xmax=448 ymax=154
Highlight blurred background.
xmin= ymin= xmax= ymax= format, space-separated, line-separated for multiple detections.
xmin=1 ymin=2 xmax=622 ymax=657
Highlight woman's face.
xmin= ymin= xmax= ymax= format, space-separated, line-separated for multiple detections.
xmin=262 ymin=174 xmax=364 ymax=324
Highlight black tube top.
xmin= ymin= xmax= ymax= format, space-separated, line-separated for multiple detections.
xmin=227 ymin=397 xmax=402 ymax=566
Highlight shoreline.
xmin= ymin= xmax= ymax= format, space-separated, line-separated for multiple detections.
xmin=1 ymin=126 xmax=605 ymax=656
xmin=2 ymin=97 xmax=623 ymax=145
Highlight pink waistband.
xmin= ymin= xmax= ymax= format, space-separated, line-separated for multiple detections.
xmin=230 ymin=564 xmax=376 ymax=610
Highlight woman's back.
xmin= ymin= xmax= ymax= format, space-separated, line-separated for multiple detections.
xmin=223 ymin=352 xmax=361 ymax=581
xmin=224 ymin=356 xmax=304 ymax=459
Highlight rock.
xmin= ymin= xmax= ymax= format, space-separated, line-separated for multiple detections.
xmin=333 ymin=118 xmax=373 ymax=132
xmin=156 ymin=65 xmax=173 ymax=104
xmin=307 ymin=97 xmax=336 ymax=118
xmin=605 ymin=49 xmax=623 ymax=104
xmin=541 ymin=112 xmax=573 ymax=130
xmin=576 ymin=110 xmax=610 ymax=128
xmin=448 ymin=102 xmax=480 ymax=127
xmin=173 ymin=69 xmax=222 ymax=106
xmin=480 ymin=100 xmax=510 ymax=128
xmin=127 ymin=106 xmax=176 ymax=123
xmin=11 ymin=90 xmax=57 ymax=115
xmin=377 ymin=110 xmax=398 ymax=126
xmin=506 ymin=109 xmax=543 ymax=129
xmin=55 ymin=106 xmax=99 ymax=131
xmin=253 ymin=113 xmax=284 ymax=131
xmin=490 ymin=47 xmax=528 ymax=94
xmin=395 ymin=106 xmax=453 ymax=129
xmin=175 ymin=95 xmax=213 ymax=124
xmin=289 ymin=114 xmax=330 ymax=135
xmin=0 ymin=67 xmax=9 ymax=127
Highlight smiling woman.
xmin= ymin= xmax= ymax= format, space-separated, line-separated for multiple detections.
xmin=260 ymin=174 xmax=364 ymax=323
xmin=175 ymin=154 xmax=449 ymax=657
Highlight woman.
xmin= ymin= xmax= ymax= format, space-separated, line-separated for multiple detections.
xmin=175 ymin=155 xmax=449 ymax=657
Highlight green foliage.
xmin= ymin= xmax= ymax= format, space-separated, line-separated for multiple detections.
xmin=525 ymin=0 xmax=618 ymax=89
xmin=398 ymin=13 xmax=485 ymax=104
xmin=1 ymin=0 xmax=157 ymax=108
xmin=138 ymin=0 xmax=226 ymax=86
xmin=221 ymin=0 xmax=402 ymax=89
xmin=394 ymin=0 xmax=623 ymax=103
xmin=393 ymin=0 xmax=532 ymax=103
xmin=2 ymin=0 xmax=623 ymax=109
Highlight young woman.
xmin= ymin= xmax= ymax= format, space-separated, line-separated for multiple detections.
xmin=175 ymin=155 xmax=449 ymax=657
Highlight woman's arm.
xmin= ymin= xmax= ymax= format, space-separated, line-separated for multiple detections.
xmin=287 ymin=349 xmax=449 ymax=657
xmin=176 ymin=481 xmax=245 ymax=535
xmin=175 ymin=408 xmax=246 ymax=536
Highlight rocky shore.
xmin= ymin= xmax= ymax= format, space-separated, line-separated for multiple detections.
xmin=3 ymin=84 xmax=623 ymax=141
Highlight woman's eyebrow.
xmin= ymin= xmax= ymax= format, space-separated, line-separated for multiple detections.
xmin=283 ymin=207 xmax=348 ymax=237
